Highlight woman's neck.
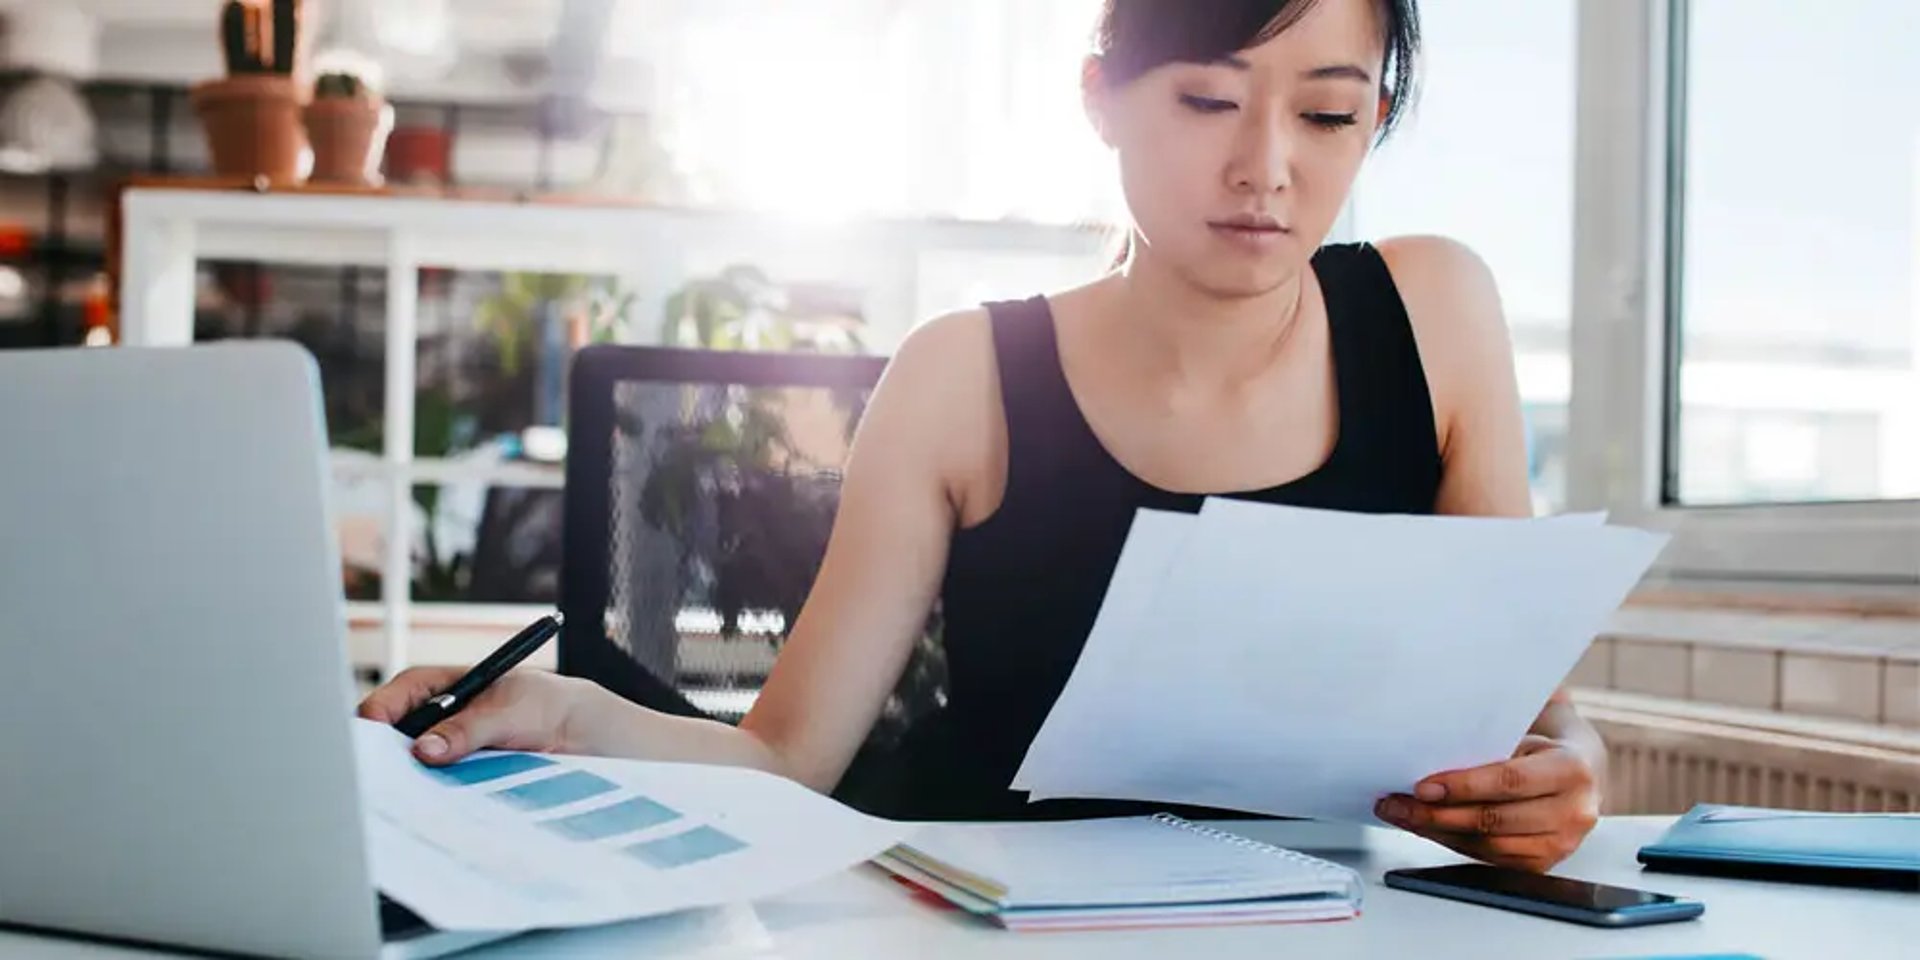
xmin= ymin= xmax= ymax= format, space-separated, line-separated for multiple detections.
xmin=1099 ymin=246 xmax=1311 ymax=391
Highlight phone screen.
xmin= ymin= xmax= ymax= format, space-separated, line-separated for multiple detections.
xmin=1396 ymin=864 xmax=1677 ymax=912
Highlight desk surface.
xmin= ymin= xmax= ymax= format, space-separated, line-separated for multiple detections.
xmin=3 ymin=818 xmax=1910 ymax=960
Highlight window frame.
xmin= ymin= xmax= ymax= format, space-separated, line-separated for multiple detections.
xmin=1566 ymin=0 xmax=1920 ymax=585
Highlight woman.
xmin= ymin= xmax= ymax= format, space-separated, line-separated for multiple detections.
xmin=362 ymin=0 xmax=1605 ymax=872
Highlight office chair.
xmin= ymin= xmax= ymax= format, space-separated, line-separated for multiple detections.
xmin=465 ymin=486 xmax=564 ymax=604
xmin=559 ymin=345 xmax=946 ymax=814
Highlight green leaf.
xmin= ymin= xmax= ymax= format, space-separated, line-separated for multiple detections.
xmin=413 ymin=387 xmax=458 ymax=458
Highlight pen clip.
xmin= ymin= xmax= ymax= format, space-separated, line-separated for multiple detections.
xmin=427 ymin=693 xmax=457 ymax=711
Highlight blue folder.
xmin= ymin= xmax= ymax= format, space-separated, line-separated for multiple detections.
xmin=1637 ymin=804 xmax=1920 ymax=891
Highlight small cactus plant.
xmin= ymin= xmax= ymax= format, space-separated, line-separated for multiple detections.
xmin=313 ymin=71 xmax=368 ymax=100
xmin=219 ymin=0 xmax=303 ymax=76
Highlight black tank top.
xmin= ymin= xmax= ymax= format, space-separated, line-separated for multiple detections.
xmin=882 ymin=242 xmax=1443 ymax=820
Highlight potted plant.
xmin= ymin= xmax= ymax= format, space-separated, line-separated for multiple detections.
xmin=192 ymin=0 xmax=309 ymax=183
xmin=475 ymin=272 xmax=633 ymax=429
xmin=660 ymin=265 xmax=866 ymax=354
xmin=643 ymin=267 xmax=870 ymax=621
xmin=305 ymin=64 xmax=393 ymax=186
xmin=634 ymin=267 xmax=945 ymax=740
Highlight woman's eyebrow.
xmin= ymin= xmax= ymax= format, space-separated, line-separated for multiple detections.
xmin=1201 ymin=56 xmax=1374 ymax=85
xmin=1303 ymin=63 xmax=1373 ymax=84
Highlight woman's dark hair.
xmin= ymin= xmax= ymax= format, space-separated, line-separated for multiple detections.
xmin=1093 ymin=0 xmax=1421 ymax=142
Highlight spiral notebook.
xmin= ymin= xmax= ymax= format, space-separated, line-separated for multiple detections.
xmin=873 ymin=815 xmax=1362 ymax=931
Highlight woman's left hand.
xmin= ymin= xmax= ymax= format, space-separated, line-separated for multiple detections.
xmin=1374 ymin=734 xmax=1602 ymax=872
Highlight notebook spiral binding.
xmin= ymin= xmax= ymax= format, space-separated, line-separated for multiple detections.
xmin=1149 ymin=813 xmax=1366 ymax=906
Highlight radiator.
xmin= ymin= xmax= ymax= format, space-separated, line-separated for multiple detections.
xmin=1578 ymin=691 xmax=1920 ymax=815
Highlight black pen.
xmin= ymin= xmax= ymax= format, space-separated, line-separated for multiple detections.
xmin=394 ymin=611 xmax=565 ymax=738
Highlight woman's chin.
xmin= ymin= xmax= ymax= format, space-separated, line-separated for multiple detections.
xmin=1179 ymin=258 xmax=1302 ymax=301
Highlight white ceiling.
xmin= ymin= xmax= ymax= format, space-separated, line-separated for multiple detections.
xmin=37 ymin=0 xmax=917 ymax=107
xmin=58 ymin=0 xmax=217 ymax=26
xmin=66 ymin=0 xmax=572 ymax=51
xmin=68 ymin=1 xmax=909 ymax=37
xmin=58 ymin=1 xmax=893 ymax=54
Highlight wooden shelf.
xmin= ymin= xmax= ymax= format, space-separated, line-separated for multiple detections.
xmin=115 ymin=175 xmax=1121 ymax=231
xmin=121 ymin=174 xmax=567 ymax=205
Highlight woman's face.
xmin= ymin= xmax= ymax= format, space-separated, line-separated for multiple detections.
xmin=1095 ymin=0 xmax=1386 ymax=298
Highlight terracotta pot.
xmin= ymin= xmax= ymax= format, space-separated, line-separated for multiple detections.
xmin=305 ymin=96 xmax=394 ymax=186
xmin=385 ymin=125 xmax=452 ymax=186
xmin=191 ymin=74 xmax=307 ymax=184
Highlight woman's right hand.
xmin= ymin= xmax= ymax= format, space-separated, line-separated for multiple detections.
xmin=357 ymin=667 xmax=602 ymax=765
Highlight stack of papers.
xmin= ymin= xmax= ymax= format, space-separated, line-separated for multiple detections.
xmin=1013 ymin=500 xmax=1669 ymax=822
xmin=876 ymin=816 xmax=1362 ymax=931
xmin=353 ymin=720 xmax=905 ymax=932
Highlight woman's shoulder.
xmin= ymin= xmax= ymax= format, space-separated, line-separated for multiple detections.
xmin=875 ymin=304 xmax=1046 ymax=525
xmin=898 ymin=306 xmax=993 ymax=357
xmin=1370 ymin=235 xmax=1499 ymax=314
xmin=1366 ymin=235 xmax=1519 ymax=455
xmin=877 ymin=292 xmax=1051 ymax=430
xmin=888 ymin=276 xmax=1110 ymax=373
xmin=1367 ymin=234 xmax=1510 ymax=354
xmin=877 ymin=309 xmax=995 ymax=417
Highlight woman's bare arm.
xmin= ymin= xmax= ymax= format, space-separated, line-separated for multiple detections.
xmin=1375 ymin=235 xmax=1605 ymax=871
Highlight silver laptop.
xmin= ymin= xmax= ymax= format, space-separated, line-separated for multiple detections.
xmin=0 ymin=343 xmax=518 ymax=959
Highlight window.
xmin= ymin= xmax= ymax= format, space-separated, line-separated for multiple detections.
xmin=1670 ymin=0 xmax=1919 ymax=506
xmin=654 ymin=0 xmax=1118 ymax=224
xmin=1568 ymin=0 xmax=1917 ymax=584
xmin=1350 ymin=0 xmax=1579 ymax=514
xmin=192 ymin=261 xmax=596 ymax=607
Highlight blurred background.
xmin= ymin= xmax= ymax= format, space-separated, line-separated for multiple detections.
xmin=0 ymin=0 xmax=1913 ymax=813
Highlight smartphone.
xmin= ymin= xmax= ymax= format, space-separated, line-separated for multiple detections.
xmin=1383 ymin=864 xmax=1704 ymax=928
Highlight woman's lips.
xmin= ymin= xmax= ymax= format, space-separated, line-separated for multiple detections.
xmin=1208 ymin=217 xmax=1291 ymax=251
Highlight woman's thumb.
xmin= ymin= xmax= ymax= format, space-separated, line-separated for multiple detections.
xmin=413 ymin=712 xmax=494 ymax=765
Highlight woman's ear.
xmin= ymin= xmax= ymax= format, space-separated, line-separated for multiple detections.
xmin=1083 ymin=55 xmax=1117 ymax=148
xmin=1376 ymin=94 xmax=1391 ymax=128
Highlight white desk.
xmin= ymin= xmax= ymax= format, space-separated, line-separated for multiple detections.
xmin=2 ymin=818 xmax=1910 ymax=959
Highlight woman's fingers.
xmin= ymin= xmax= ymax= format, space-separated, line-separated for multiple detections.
xmin=356 ymin=666 xmax=466 ymax=724
xmin=1382 ymin=793 xmax=1589 ymax=837
xmin=405 ymin=673 xmax=584 ymax=764
xmin=1413 ymin=744 xmax=1587 ymax=806
xmin=414 ymin=708 xmax=504 ymax=765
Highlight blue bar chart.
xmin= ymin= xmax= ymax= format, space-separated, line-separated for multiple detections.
xmin=359 ymin=717 xmax=904 ymax=932
xmin=430 ymin=753 xmax=556 ymax=786
xmin=428 ymin=751 xmax=751 ymax=869
xmin=492 ymin=770 xmax=620 ymax=811
xmin=543 ymin=796 xmax=682 ymax=841
xmin=625 ymin=826 xmax=749 ymax=869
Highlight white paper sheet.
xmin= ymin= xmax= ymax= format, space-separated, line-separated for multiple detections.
xmin=1009 ymin=509 xmax=1195 ymax=792
xmin=1015 ymin=500 xmax=1668 ymax=823
xmin=351 ymin=719 xmax=905 ymax=932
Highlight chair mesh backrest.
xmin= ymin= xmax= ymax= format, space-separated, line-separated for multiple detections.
xmin=573 ymin=360 xmax=944 ymax=749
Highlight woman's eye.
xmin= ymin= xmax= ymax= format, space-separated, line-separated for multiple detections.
xmin=1179 ymin=94 xmax=1239 ymax=114
xmin=1304 ymin=111 xmax=1360 ymax=130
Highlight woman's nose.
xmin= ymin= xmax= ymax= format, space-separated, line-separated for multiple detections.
xmin=1230 ymin=109 xmax=1294 ymax=195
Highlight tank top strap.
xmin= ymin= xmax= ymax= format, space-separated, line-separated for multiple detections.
xmin=1313 ymin=242 xmax=1442 ymax=476
xmin=982 ymin=297 xmax=1101 ymax=500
